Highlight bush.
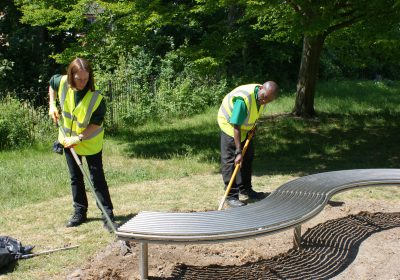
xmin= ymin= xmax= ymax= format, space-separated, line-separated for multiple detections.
xmin=156 ymin=54 xmax=227 ymax=119
xmin=97 ymin=47 xmax=228 ymax=126
xmin=0 ymin=97 xmax=33 ymax=150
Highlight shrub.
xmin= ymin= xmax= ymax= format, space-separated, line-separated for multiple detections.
xmin=97 ymin=47 xmax=228 ymax=126
xmin=156 ymin=54 xmax=227 ymax=119
xmin=0 ymin=97 xmax=33 ymax=150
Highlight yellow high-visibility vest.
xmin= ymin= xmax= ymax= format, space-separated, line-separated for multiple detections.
xmin=57 ymin=75 xmax=104 ymax=155
xmin=217 ymin=84 xmax=265 ymax=142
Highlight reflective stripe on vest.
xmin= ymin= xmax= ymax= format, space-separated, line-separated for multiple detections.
xmin=217 ymin=84 xmax=265 ymax=141
xmin=59 ymin=76 xmax=69 ymax=110
xmin=57 ymin=75 xmax=104 ymax=155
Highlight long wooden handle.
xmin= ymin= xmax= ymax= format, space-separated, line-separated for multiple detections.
xmin=218 ymin=127 xmax=256 ymax=210
xmin=57 ymin=120 xmax=117 ymax=233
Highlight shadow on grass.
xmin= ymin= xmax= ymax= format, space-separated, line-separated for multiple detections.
xmin=151 ymin=211 xmax=400 ymax=280
xmin=253 ymin=111 xmax=400 ymax=176
xmin=113 ymin=123 xmax=220 ymax=162
xmin=112 ymin=110 xmax=400 ymax=177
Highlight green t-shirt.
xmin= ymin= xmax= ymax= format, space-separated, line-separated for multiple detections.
xmin=229 ymin=86 xmax=260 ymax=126
xmin=49 ymin=74 xmax=106 ymax=125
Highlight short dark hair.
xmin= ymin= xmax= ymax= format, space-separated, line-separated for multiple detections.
xmin=67 ymin=58 xmax=95 ymax=91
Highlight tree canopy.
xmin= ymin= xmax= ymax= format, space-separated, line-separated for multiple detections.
xmin=245 ymin=0 xmax=400 ymax=116
xmin=2 ymin=0 xmax=399 ymax=117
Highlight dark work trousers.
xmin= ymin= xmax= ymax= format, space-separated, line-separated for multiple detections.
xmin=220 ymin=131 xmax=254 ymax=198
xmin=64 ymin=148 xmax=114 ymax=217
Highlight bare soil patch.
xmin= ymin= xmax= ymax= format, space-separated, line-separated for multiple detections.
xmin=67 ymin=200 xmax=400 ymax=280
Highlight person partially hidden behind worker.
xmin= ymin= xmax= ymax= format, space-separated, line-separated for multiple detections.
xmin=48 ymin=57 xmax=117 ymax=231
xmin=218 ymin=81 xmax=279 ymax=207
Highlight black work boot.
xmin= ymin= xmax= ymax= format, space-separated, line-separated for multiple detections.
xmin=66 ymin=212 xmax=87 ymax=227
xmin=226 ymin=197 xmax=245 ymax=208
xmin=240 ymin=188 xmax=266 ymax=200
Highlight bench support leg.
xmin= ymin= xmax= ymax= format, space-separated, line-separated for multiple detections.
xmin=139 ymin=242 xmax=148 ymax=280
xmin=293 ymin=225 xmax=302 ymax=249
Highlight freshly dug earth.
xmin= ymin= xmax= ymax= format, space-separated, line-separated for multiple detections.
xmin=67 ymin=200 xmax=400 ymax=280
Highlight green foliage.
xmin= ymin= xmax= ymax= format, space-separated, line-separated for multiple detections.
xmin=0 ymin=97 xmax=32 ymax=150
xmin=0 ymin=59 xmax=14 ymax=78
xmin=15 ymin=0 xmax=302 ymax=88
xmin=96 ymin=47 xmax=228 ymax=126
xmin=322 ymin=24 xmax=400 ymax=80
xmin=0 ymin=93 xmax=55 ymax=150
xmin=165 ymin=69 xmax=226 ymax=121
xmin=96 ymin=46 xmax=155 ymax=125
xmin=157 ymin=51 xmax=227 ymax=118
xmin=12 ymin=0 xmax=400 ymax=120
xmin=1 ymin=0 xmax=57 ymax=92
xmin=0 ymin=59 xmax=14 ymax=90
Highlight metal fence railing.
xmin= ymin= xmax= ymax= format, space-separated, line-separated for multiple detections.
xmin=0 ymin=89 xmax=48 ymax=119
xmin=0 ymin=80 xmax=156 ymax=129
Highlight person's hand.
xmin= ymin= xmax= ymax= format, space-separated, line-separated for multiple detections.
xmin=63 ymin=136 xmax=80 ymax=148
xmin=234 ymin=153 xmax=242 ymax=167
xmin=49 ymin=102 xmax=59 ymax=123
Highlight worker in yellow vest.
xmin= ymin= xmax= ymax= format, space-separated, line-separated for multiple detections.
xmin=218 ymin=81 xmax=279 ymax=207
xmin=48 ymin=58 xmax=116 ymax=231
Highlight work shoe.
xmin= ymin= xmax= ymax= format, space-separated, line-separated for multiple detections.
xmin=226 ymin=197 xmax=245 ymax=208
xmin=240 ymin=188 xmax=266 ymax=200
xmin=66 ymin=212 xmax=87 ymax=227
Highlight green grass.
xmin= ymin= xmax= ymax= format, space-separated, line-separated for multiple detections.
xmin=0 ymin=108 xmax=221 ymax=211
xmin=254 ymin=79 xmax=400 ymax=175
xmin=1 ymin=80 xmax=400 ymax=279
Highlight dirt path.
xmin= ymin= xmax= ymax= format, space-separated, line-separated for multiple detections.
xmin=67 ymin=199 xmax=399 ymax=280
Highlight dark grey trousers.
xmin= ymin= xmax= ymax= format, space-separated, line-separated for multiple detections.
xmin=220 ymin=131 xmax=254 ymax=198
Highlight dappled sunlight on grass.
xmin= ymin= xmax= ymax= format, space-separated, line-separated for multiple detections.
xmin=254 ymin=112 xmax=399 ymax=175
xmin=315 ymin=80 xmax=400 ymax=114
xmin=248 ymin=80 xmax=400 ymax=175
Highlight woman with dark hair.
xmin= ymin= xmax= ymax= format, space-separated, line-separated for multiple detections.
xmin=48 ymin=57 xmax=116 ymax=232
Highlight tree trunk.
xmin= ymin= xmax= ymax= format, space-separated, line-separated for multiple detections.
xmin=293 ymin=34 xmax=325 ymax=118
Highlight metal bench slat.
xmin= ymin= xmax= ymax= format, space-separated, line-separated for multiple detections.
xmin=118 ymin=193 xmax=327 ymax=237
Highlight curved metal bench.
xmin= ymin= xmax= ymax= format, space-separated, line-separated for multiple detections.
xmin=116 ymin=169 xmax=400 ymax=279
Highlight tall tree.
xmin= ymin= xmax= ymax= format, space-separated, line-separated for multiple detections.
xmin=247 ymin=0 xmax=400 ymax=117
xmin=1 ymin=0 xmax=56 ymax=93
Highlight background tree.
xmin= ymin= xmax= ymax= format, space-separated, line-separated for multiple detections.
xmin=15 ymin=0 xmax=299 ymax=86
xmin=322 ymin=22 xmax=400 ymax=80
xmin=0 ymin=0 xmax=57 ymax=94
xmin=13 ymin=0 xmax=400 ymax=118
xmin=246 ymin=0 xmax=400 ymax=117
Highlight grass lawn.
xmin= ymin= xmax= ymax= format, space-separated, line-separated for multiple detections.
xmin=1 ymin=80 xmax=400 ymax=279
